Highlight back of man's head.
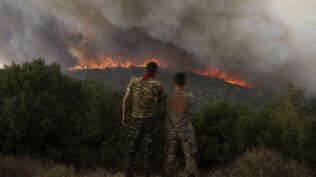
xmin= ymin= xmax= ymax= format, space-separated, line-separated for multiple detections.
xmin=174 ymin=72 xmax=186 ymax=86
xmin=146 ymin=62 xmax=158 ymax=73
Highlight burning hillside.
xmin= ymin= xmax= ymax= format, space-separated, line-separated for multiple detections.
xmin=195 ymin=69 xmax=253 ymax=88
xmin=68 ymin=57 xmax=166 ymax=70
xmin=2 ymin=0 xmax=316 ymax=93
xmin=68 ymin=57 xmax=253 ymax=88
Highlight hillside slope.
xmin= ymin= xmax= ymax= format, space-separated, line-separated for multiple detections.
xmin=66 ymin=67 xmax=270 ymax=106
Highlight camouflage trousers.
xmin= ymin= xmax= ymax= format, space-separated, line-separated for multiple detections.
xmin=164 ymin=130 xmax=198 ymax=177
xmin=125 ymin=117 xmax=156 ymax=177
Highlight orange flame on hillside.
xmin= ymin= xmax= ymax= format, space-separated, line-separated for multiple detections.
xmin=68 ymin=44 xmax=167 ymax=70
xmin=195 ymin=69 xmax=254 ymax=88
xmin=68 ymin=57 xmax=166 ymax=70
xmin=68 ymin=55 xmax=253 ymax=88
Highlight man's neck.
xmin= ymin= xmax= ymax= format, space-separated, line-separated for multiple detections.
xmin=175 ymin=85 xmax=185 ymax=92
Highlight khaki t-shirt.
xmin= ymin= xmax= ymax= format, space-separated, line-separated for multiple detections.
xmin=165 ymin=91 xmax=196 ymax=132
xmin=127 ymin=77 xmax=164 ymax=118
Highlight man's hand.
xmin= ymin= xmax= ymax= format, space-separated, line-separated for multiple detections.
xmin=122 ymin=115 xmax=129 ymax=128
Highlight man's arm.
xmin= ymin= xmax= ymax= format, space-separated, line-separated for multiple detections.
xmin=122 ymin=78 xmax=135 ymax=127
xmin=157 ymin=84 xmax=165 ymax=104
xmin=122 ymin=89 xmax=132 ymax=128
xmin=189 ymin=94 xmax=196 ymax=108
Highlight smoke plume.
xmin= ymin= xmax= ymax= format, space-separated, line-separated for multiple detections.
xmin=1 ymin=0 xmax=316 ymax=92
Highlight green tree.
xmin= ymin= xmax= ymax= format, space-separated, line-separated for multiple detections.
xmin=192 ymin=101 xmax=255 ymax=167
xmin=0 ymin=60 xmax=86 ymax=158
xmin=253 ymin=82 xmax=316 ymax=168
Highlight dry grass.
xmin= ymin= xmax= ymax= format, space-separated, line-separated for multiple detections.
xmin=209 ymin=148 xmax=314 ymax=177
xmin=0 ymin=149 xmax=314 ymax=177
xmin=0 ymin=156 xmax=165 ymax=177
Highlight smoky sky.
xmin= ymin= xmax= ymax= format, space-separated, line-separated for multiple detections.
xmin=1 ymin=0 xmax=316 ymax=93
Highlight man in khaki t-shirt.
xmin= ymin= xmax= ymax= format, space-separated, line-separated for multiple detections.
xmin=164 ymin=72 xmax=197 ymax=177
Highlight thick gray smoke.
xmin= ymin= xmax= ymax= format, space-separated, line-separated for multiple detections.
xmin=1 ymin=0 xmax=316 ymax=93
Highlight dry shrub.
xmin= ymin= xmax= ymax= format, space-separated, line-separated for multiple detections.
xmin=0 ymin=156 xmax=39 ymax=177
xmin=34 ymin=164 xmax=75 ymax=177
xmin=1 ymin=150 xmax=313 ymax=177
xmin=0 ymin=156 xmax=74 ymax=177
xmin=0 ymin=156 xmax=162 ymax=177
xmin=208 ymin=148 xmax=314 ymax=177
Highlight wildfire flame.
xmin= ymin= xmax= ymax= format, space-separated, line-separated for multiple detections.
xmin=195 ymin=69 xmax=254 ymax=88
xmin=68 ymin=45 xmax=167 ymax=70
xmin=68 ymin=57 xmax=166 ymax=70
xmin=68 ymin=55 xmax=253 ymax=88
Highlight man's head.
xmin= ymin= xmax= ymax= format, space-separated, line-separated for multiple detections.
xmin=142 ymin=61 xmax=158 ymax=81
xmin=146 ymin=61 xmax=158 ymax=73
xmin=174 ymin=72 xmax=186 ymax=86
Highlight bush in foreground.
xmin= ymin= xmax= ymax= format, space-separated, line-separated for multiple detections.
xmin=210 ymin=148 xmax=313 ymax=177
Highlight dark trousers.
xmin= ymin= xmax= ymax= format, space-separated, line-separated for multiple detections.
xmin=125 ymin=117 xmax=156 ymax=177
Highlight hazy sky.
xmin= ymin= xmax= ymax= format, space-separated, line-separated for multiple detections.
xmin=0 ymin=0 xmax=316 ymax=93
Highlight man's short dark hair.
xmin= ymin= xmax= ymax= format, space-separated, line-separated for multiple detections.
xmin=174 ymin=72 xmax=186 ymax=86
xmin=146 ymin=62 xmax=158 ymax=73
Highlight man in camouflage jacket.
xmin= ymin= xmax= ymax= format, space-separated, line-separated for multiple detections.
xmin=122 ymin=62 xmax=164 ymax=177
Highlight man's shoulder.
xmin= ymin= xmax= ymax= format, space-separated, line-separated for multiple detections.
xmin=151 ymin=79 xmax=162 ymax=84
xmin=178 ymin=91 xmax=194 ymax=98
xmin=167 ymin=91 xmax=194 ymax=100
xmin=186 ymin=92 xmax=194 ymax=98
xmin=130 ymin=77 xmax=141 ymax=84
xmin=150 ymin=79 xmax=163 ymax=87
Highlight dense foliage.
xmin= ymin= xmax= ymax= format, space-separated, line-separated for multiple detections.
xmin=193 ymin=84 xmax=316 ymax=168
xmin=0 ymin=59 xmax=125 ymax=168
xmin=0 ymin=59 xmax=316 ymax=172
